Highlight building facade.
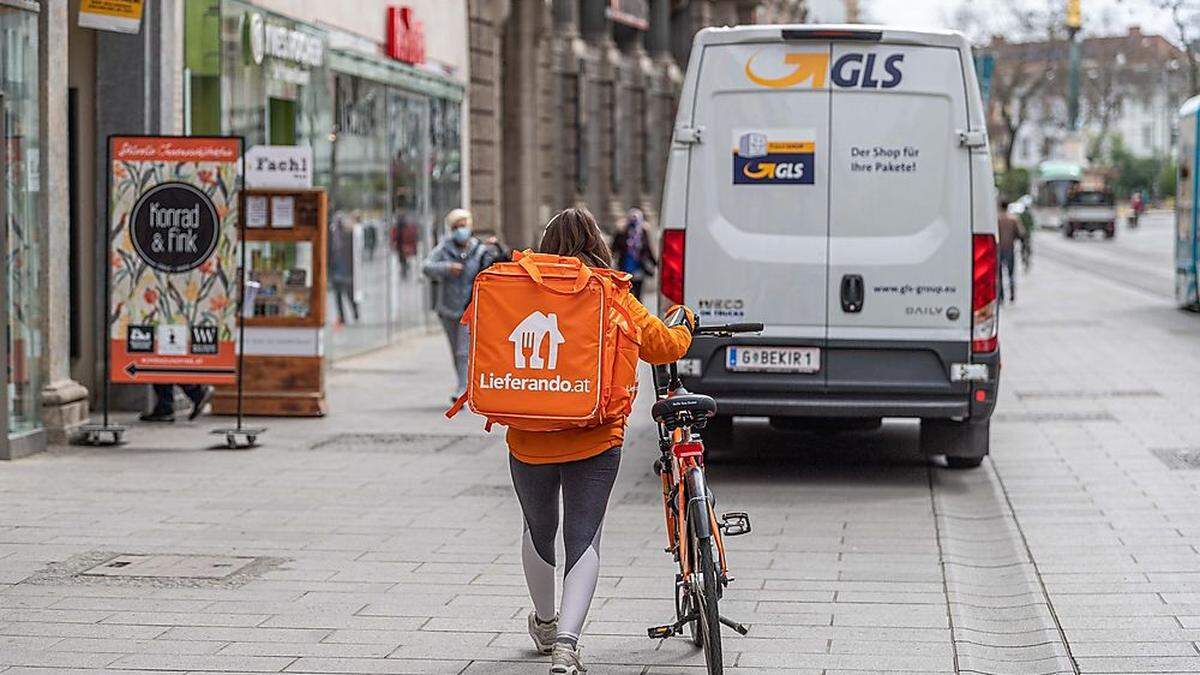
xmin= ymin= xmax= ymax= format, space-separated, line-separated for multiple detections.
xmin=62 ymin=0 xmax=470 ymax=428
xmin=983 ymin=27 xmax=1187 ymax=171
xmin=466 ymin=0 xmax=811 ymax=249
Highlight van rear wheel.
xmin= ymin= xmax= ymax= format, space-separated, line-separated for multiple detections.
xmin=945 ymin=455 xmax=985 ymax=469
xmin=921 ymin=419 xmax=989 ymax=468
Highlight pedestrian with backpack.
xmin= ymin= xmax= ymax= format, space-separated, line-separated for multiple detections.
xmin=445 ymin=207 xmax=695 ymax=674
xmin=423 ymin=208 xmax=490 ymax=401
xmin=611 ymin=208 xmax=657 ymax=300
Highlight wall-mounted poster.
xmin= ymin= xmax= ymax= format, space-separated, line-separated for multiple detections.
xmin=79 ymin=0 xmax=145 ymax=34
xmin=108 ymin=135 xmax=243 ymax=384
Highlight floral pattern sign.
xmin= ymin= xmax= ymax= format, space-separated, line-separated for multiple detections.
xmin=108 ymin=136 xmax=242 ymax=384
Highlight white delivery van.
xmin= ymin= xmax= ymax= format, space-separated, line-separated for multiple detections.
xmin=659 ymin=25 xmax=999 ymax=467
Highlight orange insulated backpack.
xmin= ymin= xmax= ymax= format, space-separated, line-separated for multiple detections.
xmin=446 ymin=250 xmax=642 ymax=432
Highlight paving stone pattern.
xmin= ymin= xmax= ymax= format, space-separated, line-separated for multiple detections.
xmin=1 ymin=226 xmax=1199 ymax=673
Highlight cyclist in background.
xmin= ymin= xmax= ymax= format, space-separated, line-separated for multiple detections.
xmin=510 ymin=207 xmax=694 ymax=674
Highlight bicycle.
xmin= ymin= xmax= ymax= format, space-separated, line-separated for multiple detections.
xmin=646 ymin=321 xmax=763 ymax=674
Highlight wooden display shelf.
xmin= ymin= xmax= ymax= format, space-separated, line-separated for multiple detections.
xmin=213 ymin=188 xmax=329 ymax=418
xmin=212 ymin=355 xmax=326 ymax=417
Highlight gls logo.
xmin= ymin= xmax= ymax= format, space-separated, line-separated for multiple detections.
xmin=744 ymin=51 xmax=905 ymax=89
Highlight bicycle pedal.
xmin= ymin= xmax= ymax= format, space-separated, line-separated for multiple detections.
xmin=720 ymin=511 xmax=752 ymax=537
xmin=647 ymin=624 xmax=675 ymax=639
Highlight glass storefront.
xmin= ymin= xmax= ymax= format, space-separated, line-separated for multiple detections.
xmin=1 ymin=6 xmax=43 ymax=442
xmin=185 ymin=1 xmax=464 ymax=358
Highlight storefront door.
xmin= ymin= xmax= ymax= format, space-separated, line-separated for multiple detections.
xmin=268 ymin=97 xmax=297 ymax=145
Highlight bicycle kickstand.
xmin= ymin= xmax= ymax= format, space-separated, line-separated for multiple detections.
xmin=719 ymin=615 xmax=750 ymax=635
xmin=647 ymin=612 xmax=698 ymax=639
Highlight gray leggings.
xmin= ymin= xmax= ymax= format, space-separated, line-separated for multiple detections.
xmin=509 ymin=447 xmax=620 ymax=647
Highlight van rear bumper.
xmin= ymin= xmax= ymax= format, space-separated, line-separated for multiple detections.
xmin=677 ymin=338 xmax=998 ymax=421
xmin=712 ymin=393 xmax=970 ymax=418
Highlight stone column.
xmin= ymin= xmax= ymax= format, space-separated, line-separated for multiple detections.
xmin=580 ymin=0 xmax=607 ymax=41
xmin=672 ymin=0 xmax=714 ymax=67
xmin=500 ymin=0 xmax=550 ymax=247
xmin=38 ymin=0 xmax=89 ymax=446
xmin=648 ymin=0 xmax=671 ymax=56
xmin=468 ymin=0 xmax=510 ymax=235
xmin=554 ymin=0 xmax=579 ymax=33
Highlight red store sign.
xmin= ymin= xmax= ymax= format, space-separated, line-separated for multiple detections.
xmin=386 ymin=5 xmax=425 ymax=65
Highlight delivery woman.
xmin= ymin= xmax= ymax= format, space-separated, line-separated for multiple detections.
xmin=512 ymin=207 xmax=694 ymax=674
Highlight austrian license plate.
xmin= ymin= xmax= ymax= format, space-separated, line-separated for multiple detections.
xmin=726 ymin=346 xmax=820 ymax=373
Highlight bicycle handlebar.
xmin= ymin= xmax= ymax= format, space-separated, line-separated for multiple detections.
xmin=694 ymin=322 xmax=764 ymax=336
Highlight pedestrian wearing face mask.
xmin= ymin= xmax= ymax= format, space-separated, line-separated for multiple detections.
xmin=423 ymin=208 xmax=490 ymax=401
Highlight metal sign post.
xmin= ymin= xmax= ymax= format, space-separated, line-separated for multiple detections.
xmin=210 ymin=193 xmax=266 ymax=449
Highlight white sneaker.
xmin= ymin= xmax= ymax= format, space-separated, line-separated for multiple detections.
xmin=527 ymin=611 xmax=557 ymax=654
xmin=550 ymin=642 xmax=587 ymax=674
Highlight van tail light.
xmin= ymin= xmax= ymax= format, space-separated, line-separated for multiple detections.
xmin=661 ymin=229 xmax=685 ymax=305
xmin=971 ymin=234 xmax=998 ymax=353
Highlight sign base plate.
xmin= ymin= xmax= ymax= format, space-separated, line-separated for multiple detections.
xmin=210 ymin=427 xmax=267 ymax=450
xmin=76 ymin=424 xmax=127 ymax=446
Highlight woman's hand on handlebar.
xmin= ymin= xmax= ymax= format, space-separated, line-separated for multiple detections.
xmin=664 ymin=305 xmax=697 ymax=334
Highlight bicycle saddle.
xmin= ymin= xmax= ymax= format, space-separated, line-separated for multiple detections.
xmin=652 ymin=393 xmax=717 ymax=429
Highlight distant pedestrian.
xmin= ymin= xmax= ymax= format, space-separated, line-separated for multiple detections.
xmin=611 ymin=208 xmax=657 ymax=300
xmin=330 ymin=212 xmax=359 ymax=326
xmin=1130 ymin=191 xmax=1144 ymax=228
xmin=1009 ymin=196 xmax=1035 ymax=272
xmin=139 ymin=384 xmax=213 ymax=423
xmin=423 ymin=208 xmax=490 ymax=402
xmin=997 ymin=198 xmax=1025 ymax=304
xmin=393 ymin=212 xmax=420 ymax=279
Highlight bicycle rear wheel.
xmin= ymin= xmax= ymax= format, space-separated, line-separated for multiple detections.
xmin=692 ymin=531 xmax=723 ymax=673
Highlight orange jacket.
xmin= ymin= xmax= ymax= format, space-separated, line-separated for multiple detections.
xmin=507 ymin=294 xmax=692 ymax=464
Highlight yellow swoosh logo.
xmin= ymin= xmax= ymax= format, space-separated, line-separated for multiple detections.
xmin=745 ymin=51 xmax=829 ymax=89
xmin=743 ymin=162 xmax=775 ymax=179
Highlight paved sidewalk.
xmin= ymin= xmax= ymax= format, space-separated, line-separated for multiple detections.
xmin=2 ymin=231 xmax=1200 ymax=673
xmin=987 ymin=238 xmax=1200 ymax=674
xmin=1 ymin=332 xmax=976 ymax=674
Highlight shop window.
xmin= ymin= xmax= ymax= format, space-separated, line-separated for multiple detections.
xmin=1 ymin=7 xmax=42 ymax=436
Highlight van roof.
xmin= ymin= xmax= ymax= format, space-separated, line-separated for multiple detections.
xmin=694 ymin=24 xmax=972 ymax=51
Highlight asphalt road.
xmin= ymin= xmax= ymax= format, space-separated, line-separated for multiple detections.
xmin=1034 ymin=209 xmax=1177 ymax=301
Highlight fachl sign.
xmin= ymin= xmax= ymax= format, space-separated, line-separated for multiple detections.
xmin=245 ymin=145 xmax=313 ymax=189
xmin=386 ymin=6 xmax=426 ymax=65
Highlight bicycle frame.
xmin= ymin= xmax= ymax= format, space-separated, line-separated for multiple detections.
xmin=654 ymin=364 xmax=731 ymax=584
xmin=647 ymin=321 xmax=758 ymax=657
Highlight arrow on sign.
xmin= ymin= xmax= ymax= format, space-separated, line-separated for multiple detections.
xmin=124 ymin=363 xmax=236 ymax=378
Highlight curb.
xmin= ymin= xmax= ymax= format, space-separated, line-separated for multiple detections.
xmin=931 ymin=460 xmax=1078 ymax=675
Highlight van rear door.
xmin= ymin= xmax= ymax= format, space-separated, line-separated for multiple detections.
xmin=825 ymin=43 xmax=973 ymax=344
xmin=683 ymin=42 xmax=830 ymax=340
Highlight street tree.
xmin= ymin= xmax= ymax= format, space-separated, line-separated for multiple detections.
xmin=1151 ymin=0 xmax=1200 ymax=96
xmin=965 ymin=2 xmax=1068 ymax=170
xmin=1081 ymin=11 xmax=1133 ymax=162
